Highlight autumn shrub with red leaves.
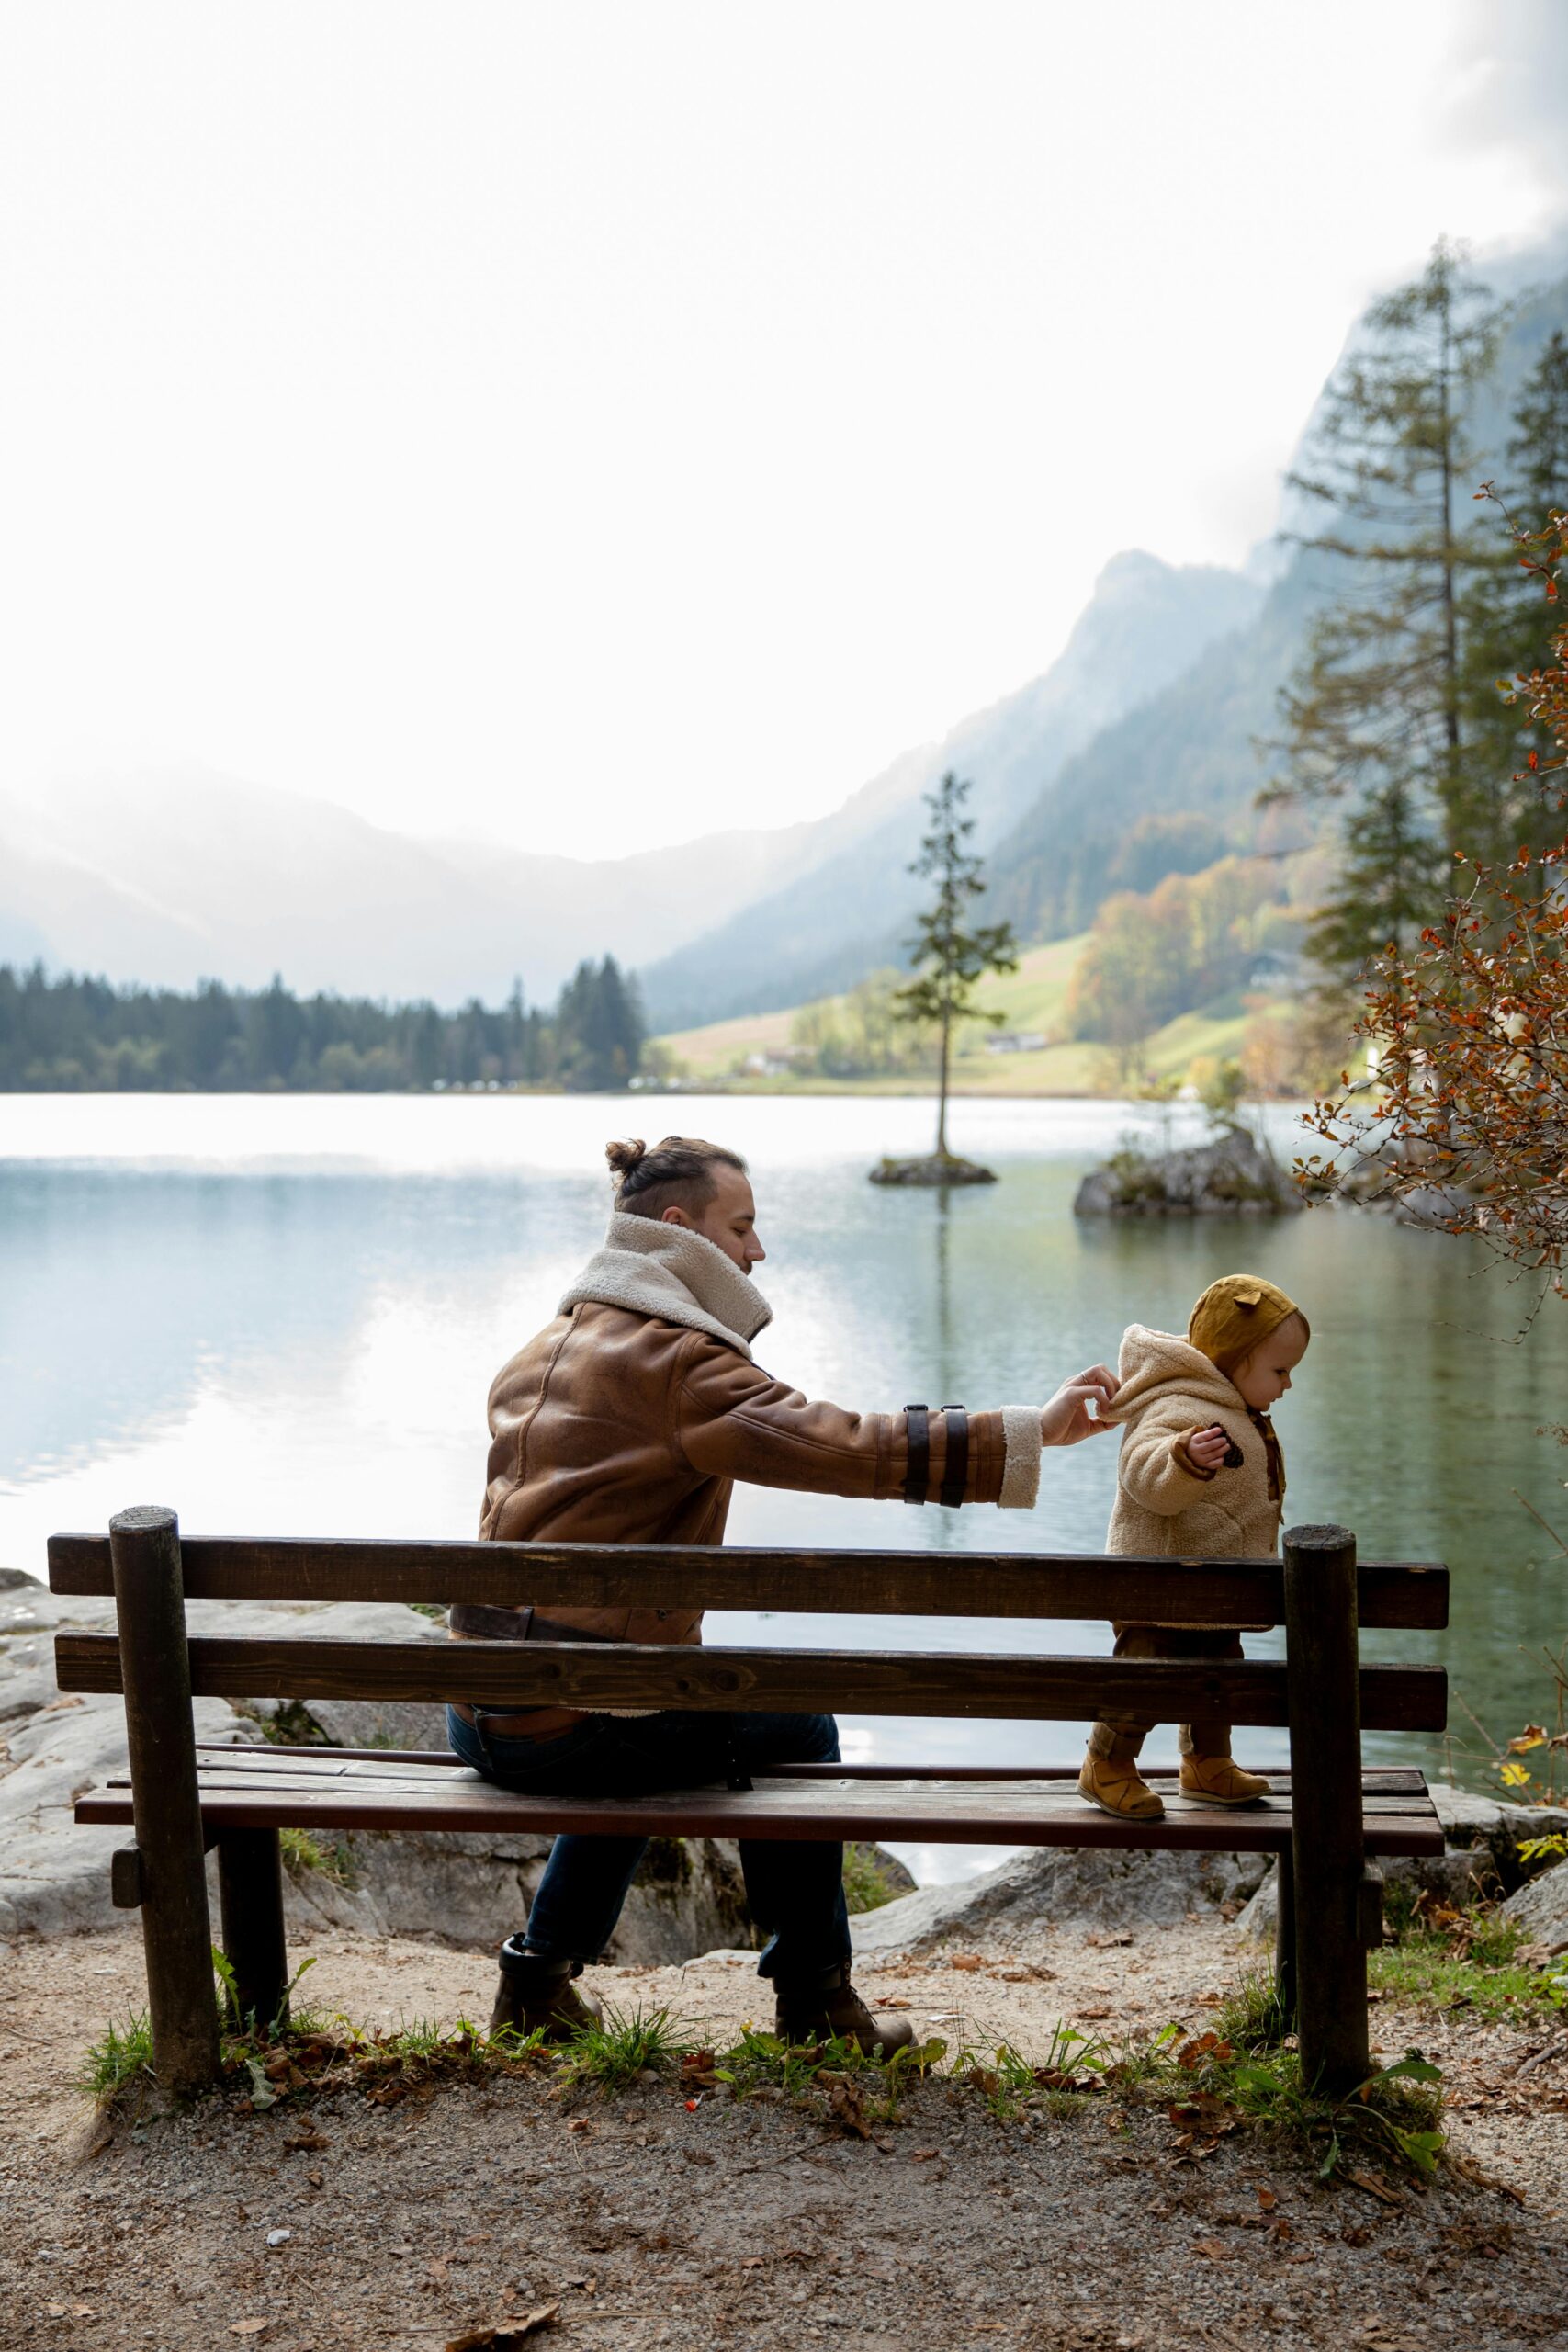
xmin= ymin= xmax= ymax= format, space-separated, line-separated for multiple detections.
xmin=1299 ymin=499 xmax=1568 ymax=1294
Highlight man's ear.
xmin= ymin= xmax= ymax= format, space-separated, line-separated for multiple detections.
xmin=660 ymin=1204 xmax=693 ymax=1228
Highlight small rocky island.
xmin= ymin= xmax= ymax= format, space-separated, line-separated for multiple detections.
xmin=869 ymin=1151 xmax=997 ymax=1188
xmin=1074 ymin=1125 xmax=1302 ymax=1217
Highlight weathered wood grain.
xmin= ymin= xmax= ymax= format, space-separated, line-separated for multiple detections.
xmin=45 ymin=1532 xmax=1450 ymax=1629
xmin=108 ymin=1507 xmax=220 ymax=2095
xmin=186 ymin=1747 xmax=1432 ymax=1794
xmin=74 ymin=1772 xmax=1446 ymax=1857
xmin=54 ymin=1630 xmax=1448 ymax=1731
xmin=1285 ymin=1523 xmax=1370 ymax=2094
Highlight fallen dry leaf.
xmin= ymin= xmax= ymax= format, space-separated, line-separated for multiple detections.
xmin=949 ymin=1954 xmax=987 ymax=1972
xmin=1256 ymin=2186 xmax=1279 ymax=2211
xmin=444 ymin=2312 xmax=559 ymax=2352
xmin=1192 ymin=2237 xmax=1231 ymax=2261
xmin=911 ymin=2147 xmax=942 ymax=2162
xmin=229 ymin=2325 xmax=267 ymax=2339
xmin=1348 ymin=2169 xmax=1404 ymax=2208
xmin=1078 ymin=2007 xmax=1112 ymax=2021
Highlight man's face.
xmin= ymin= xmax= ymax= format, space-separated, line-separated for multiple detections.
xmin=661 ymin=1163 xmax=766 ymax=1273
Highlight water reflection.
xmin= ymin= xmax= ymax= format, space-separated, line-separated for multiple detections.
xmin=3 ymin=1093 xmax=1564 ymax=1884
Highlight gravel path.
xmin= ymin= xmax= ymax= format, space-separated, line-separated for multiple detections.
xmin=3 ymin=1918 xmax=1564 ymax=2352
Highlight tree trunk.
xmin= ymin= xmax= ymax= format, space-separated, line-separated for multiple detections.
xmin=1437 ymin=279 xmax=1463 ymax=849
xmin=936 ymin=1001 xmax=951 ymax=1157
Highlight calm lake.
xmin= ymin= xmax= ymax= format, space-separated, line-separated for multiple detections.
xmin=4 ymin=1091 xmax=1564 ymax=1883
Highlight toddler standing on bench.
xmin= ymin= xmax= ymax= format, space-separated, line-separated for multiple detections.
xmin=1078 ymin=1273 xmax=1311 ymax=1824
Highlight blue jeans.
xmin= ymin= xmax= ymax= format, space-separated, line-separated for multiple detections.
xmin=446 ymin=1704 xmax=851 ymax=1984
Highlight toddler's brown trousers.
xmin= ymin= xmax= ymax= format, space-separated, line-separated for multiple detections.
xmin=1086 ymin=1623 xmax=1244 ymax=1763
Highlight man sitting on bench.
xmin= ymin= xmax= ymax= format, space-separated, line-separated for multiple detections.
xmin=449 ymin=1134 xmax=1118 ymax=2052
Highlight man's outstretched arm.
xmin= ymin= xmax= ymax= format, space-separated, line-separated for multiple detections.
xmin=674 ymin=1336 xmax=1117 ymax=1510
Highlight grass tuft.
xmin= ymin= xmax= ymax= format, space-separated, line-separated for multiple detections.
xmin=279 ymin=1827 xmax=356 ymax=1887
xmin=556 ymin=2004 xmax=690 ymax=2095
xmin=840 ymin=1844 xmax=903 ymax=1915
xmin=1213 ymin=1968 xmax=1292 ymax=2052
xmin=76 ymin=2014 xmax=154 ymax=2103
xmin=1371 ymin=1895 xmax=1567 ymax=2025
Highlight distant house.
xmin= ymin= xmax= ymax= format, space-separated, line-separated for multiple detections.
xmin=1245 ymin=948 xmax=1308 ymax=994
xmin=984 ymin=1030 xmax=1048 ymax=1055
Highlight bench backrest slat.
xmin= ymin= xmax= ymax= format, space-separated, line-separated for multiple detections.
xmin=53 ymin=1629 xmax=1448 ymax=1732
xmin=45 ymin=1534 xmax=1450 ymax=1630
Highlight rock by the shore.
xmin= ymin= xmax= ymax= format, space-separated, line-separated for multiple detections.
xmin=850 ymin=1842 xmax=1270 ymax=1959
xmin=0 ymin=1572 xmax=898 ymax=1962
xmin=869 ymin=1152 xmax=997 ymax=1187
xmin=1235 ymin=1780 xmax=1568 ymax=1941
xmin=1074 ymin=1126 xmax=1301 ymax=1218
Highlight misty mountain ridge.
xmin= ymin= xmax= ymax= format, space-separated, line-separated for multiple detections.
xmin=0 ymin=551 xmax=1258 ymax=1012
xmin=637 ymin=549 xmax=1263 ymax=1030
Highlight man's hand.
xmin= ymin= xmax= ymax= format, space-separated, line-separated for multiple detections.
xmin=1039 ymin=1364 xmax=1120 ymax=1447
xmin=1185 ymin=1422 xmax=1233 ymax=1473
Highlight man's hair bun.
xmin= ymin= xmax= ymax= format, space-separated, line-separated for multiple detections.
xmin=604 ymin=1134 xmax=749 ymax=1221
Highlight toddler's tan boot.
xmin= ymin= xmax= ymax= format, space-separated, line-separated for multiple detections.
xmin=1179 ymin=1754 xmax=1272 ymax=1807
xmin=1077 ymin=1743 xmax=1165 ymax=1822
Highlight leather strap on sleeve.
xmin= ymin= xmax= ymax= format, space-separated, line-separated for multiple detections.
xmin=939 ymin=1406 xmax=969 ymax=1509
xmin=903 ymin=1404 xmax=931 ymax=1505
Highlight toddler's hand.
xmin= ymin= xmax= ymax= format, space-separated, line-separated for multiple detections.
xmin=1186 ymin=1422 xmax=1233 ymax=1473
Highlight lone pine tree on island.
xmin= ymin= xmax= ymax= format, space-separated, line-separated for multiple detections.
xmin=870 ymin=769 xmax=1019 ymax=1187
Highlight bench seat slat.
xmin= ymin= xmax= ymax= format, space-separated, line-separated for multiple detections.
xmin=186 ymin=1747 xmax=1432 ymax=1794
xmin=74 ymin=1770 xmax=1444 ymax=1856
xmin=106 ymin=1764 xmax=1440 ymax=1818
xmin=55 ymin=1632 xmax=1448 ymax=1732
xmin=44 ymin=1533 xmax=1450 ymax=1629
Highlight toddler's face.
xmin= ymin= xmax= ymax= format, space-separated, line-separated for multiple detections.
xmin=1231 ymin=1313 xmax=1308 ymax=1411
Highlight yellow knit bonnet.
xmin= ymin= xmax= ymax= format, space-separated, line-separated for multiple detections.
xmin=1188 ymin=1274 xmax=1307 ymax=1376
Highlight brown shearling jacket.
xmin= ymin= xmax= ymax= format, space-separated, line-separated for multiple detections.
xmin=452 ymin=1215 xmax=1044 ymax=1732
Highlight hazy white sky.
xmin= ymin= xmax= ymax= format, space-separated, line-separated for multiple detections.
xmin=1 ymin=2 xmax=1563 ymax=860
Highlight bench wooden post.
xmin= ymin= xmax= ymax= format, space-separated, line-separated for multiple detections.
xmin=109 ymin=1505 xmax=220 ymax=2095
xmin=1283 ymin=1522 xmax=1369 ymax=2096
xmin=1273 ymin=1841 xmax=1297 ymax=2032
xmin=217 ymin=1830 xmax=290 ymax=2031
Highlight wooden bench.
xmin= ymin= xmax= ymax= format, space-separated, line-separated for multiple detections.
xmin=51 ymin=1509 xmax=1449 ymax=2098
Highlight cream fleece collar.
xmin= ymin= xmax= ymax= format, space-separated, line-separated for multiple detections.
xmin=558 ymin=1210 xmax=773 ymax=1360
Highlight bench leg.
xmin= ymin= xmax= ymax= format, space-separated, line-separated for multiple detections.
xmin=110 ymin=1506 xmax=222 ymax=2096
xmin=1274 ymin=1843 xmax=1298 ymax=2034
xmin=1283 ymin=1524 xmax=1371 ymax=2097
xmin=218 ymin=1828 xmax=290 ymax=2031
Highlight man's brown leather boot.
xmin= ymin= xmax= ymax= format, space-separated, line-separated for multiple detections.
xmin=488 ymin=1940 xmax=604 ymax=2044
xmin=774 ymin=1962 xmax=916 ymax=2057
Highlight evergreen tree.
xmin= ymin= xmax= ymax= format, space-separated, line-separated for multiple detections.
xmin=893 ymin=772 xmax=1018 ymax=1156
xmin=554 ymin=956 xmax=644 ymax=1091
xmin=1459 ymin=328 xmax=1568 ymax=862
xmin=1268 ymin=239 xmax=1504 ymax=970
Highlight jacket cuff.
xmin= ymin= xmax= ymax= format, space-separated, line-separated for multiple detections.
xmin=1172 ymin=1431 xmax=1218 ymax=1483
xmin=998 ymin=1407 xmax=1043 ymax=1510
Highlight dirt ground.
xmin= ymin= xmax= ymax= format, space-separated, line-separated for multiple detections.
xmin=1 ymin=1917 xmax=1564 ymax=2352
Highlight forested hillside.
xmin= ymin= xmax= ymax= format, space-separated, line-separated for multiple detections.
xmin=0 ymin=957 xmax=645 ymax=1092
